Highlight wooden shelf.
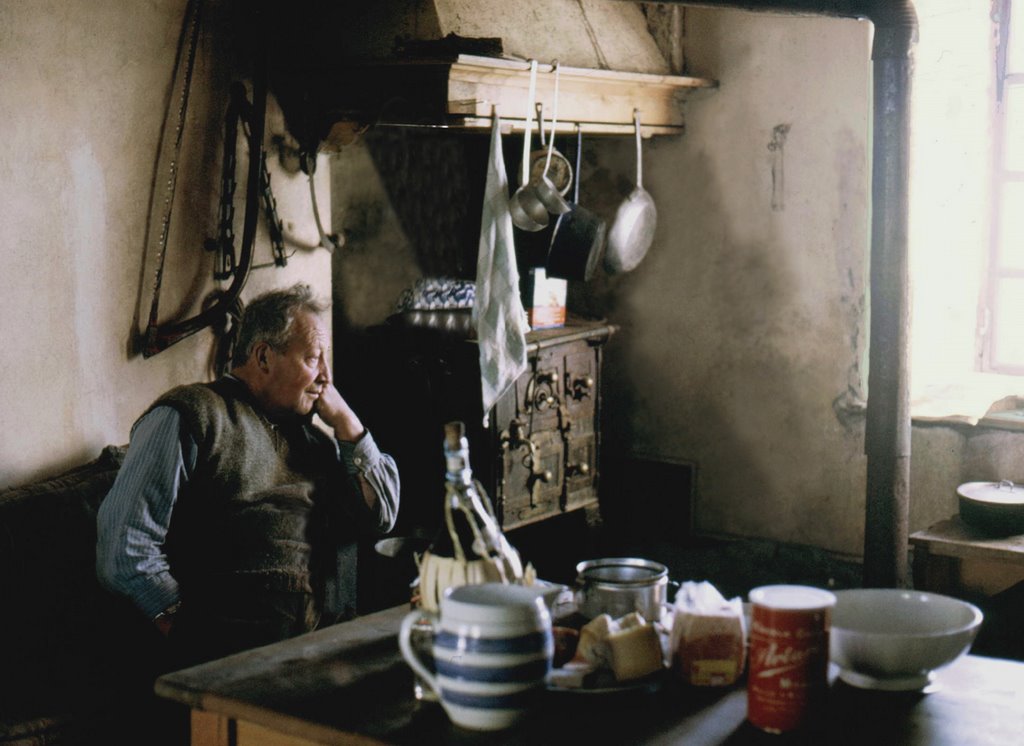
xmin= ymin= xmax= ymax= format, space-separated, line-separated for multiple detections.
xmin=282 ymin=55 xmax=716 ymax=140
xmin=442 ymin=55 xmax=716 ymax=136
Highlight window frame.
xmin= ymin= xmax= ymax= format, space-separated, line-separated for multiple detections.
xmin=984 ymin=0 xmax=1024 ymax=374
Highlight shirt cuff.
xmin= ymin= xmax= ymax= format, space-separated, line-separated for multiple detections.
xmin=132 ymin=573 xmax=181 ymax=621
xmin=338 ymin=428 xmax=382 ymax=476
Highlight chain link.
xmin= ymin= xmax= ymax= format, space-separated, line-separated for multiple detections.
xmin=206 ymin=88 xmax=240 ymax=280
xmin=207 ymin=84 xmax=288 ymax=279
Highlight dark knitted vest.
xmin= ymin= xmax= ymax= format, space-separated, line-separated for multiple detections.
xmin=148 ymin=378 xmax=349 ymax=628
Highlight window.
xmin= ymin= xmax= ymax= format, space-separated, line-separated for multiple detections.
xmin=909 ymin=0 xmax=1024 ymax=424
xmin=985 ymin=0 xmax=1024 ymax=373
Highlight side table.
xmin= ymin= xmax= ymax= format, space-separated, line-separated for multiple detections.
xmin=910 ymin=517 xmax=1024 ymax=596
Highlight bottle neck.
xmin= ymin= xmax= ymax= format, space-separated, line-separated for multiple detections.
xmin=445 ymin=449 xmax=474 ymax=487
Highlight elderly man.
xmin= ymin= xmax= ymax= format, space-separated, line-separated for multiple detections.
xmin=97 ymin=283 xmax=399 ymax=665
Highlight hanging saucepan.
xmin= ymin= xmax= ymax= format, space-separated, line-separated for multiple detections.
xmin=528 ymin=102 xmax=573 ymax=197
xmin=509 ymin=60 xmax=549 ymax=232
xmin=604 ymin=109 xmax=657 ymax=274
xmin=957 ymin=480 xmax=1024 ymax=536
xmin=546 ymin=126 xmax=606 ymax=281
xmin=526 ymin=61 xmax=571 ymax=216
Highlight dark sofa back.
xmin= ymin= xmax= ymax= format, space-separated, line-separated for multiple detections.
xmin=0 ymin=445 xmax=135 ymax=742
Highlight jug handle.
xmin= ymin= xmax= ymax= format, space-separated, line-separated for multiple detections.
xmin=399 ymin=611 xmax=440 ymax=698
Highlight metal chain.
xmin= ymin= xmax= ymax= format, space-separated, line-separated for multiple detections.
xmin=207 ymin=84 xmax=288 ymax=279
xmin=258 ymin=151 xmax=288 ymax=266
xmin=206 ymin=87 xmax=241 ymax=280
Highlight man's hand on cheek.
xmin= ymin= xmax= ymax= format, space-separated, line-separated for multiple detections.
xmin=315 ymin=384 xmax=365 ymax=441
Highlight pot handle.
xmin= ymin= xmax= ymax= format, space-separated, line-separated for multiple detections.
xmin=667 ymin=578 xmax=681 ymax=605
xmin=572 ymin=124 xmax=582 ymax=203
xmin=633 ymin=109 xmax=644 ymax=188
xmin=520 ymin=60 xmax=539 ymax=185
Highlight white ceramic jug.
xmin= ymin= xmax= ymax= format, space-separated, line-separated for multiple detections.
xmin=399 ymin=582 xmax=553 ymax=731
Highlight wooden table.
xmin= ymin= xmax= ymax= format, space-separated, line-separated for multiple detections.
xmin=910 ymin=517 xmax=1024 ymax=596
xmin=156 ymin=605 xmax=1024 ymax=746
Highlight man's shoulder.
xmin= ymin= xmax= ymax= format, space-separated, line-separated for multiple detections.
xmin=155 ymin=381 xmax=224 ymax=411
xmin=148 ymin=378 xmax=253 ymax=425
xmin=145 ymin=379 xmax=258 ymax=448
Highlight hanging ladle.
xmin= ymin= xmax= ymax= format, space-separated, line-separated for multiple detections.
xmin=509 ymin=60 xmax=549 ymax=232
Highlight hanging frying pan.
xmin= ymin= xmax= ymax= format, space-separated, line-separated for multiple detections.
xmin=546 ymin=126 xmax=606 ymax=281
xmin=604 ymin=109 xmax=657 ymax=274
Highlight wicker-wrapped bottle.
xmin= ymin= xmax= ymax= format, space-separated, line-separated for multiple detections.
xmin=415 ymin=421 xmax=526 ymax=612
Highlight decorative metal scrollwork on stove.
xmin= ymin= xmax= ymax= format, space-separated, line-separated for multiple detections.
xmin=500 ymin=418 xmax=552 ymax=508
xmin=568 ymin=373 xmax=594 ymax=401
xmin=524 ymin=369 xmax=559 ymax=411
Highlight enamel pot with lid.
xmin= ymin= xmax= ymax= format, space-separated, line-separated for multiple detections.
xmin=957 ymin=480 xmax=1024 ymax=536
xmin=546 ymin=126 xmax=606 ymax=281
xmin=574 ymin=557 xmax=673 ymax=622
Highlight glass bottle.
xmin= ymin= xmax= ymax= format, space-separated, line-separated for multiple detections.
xmin=417 ymin=422 xmax=524 ymax=614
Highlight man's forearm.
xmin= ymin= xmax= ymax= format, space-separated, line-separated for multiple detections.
xmin=338 ymin=429 xmax=400 ymax=533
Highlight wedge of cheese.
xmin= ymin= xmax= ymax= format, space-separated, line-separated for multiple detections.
xmin=576 ymin=612 xmax=664 ymax=682
xmin=577 ymin=613 xmax=616 ymax=668
xmin=607 ymin=620 xmax=664 ymax=681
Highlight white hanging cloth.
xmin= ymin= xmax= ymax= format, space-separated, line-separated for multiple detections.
xmin=473 ymin=111 xmax=530 ymax=427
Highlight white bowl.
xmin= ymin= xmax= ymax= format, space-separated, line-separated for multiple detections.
xmin=829 ymin=589 xmax=983 ymax=691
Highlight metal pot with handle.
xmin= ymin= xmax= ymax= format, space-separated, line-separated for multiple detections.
xmin=509 ymin=60 xmax=550 ymax=232
xmin=574 ymin=557 xmax=675 ymax=622
xmin=546 ymin=126 xmax=606 ymax=281
xmin=528 ymin=102 xmax=572 ymax=197
xmin=526 ymin=62 xmax=571 ymax=216
xmin=958 ymin=480 xmax=1024 ymax=536
xmin=604 ymin=109 xmax=657 ymax=274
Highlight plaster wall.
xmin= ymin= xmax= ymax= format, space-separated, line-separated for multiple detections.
xmin=590 ymin=9 xmax=872 ymax=555
xmin=598 ymin=4 xmax=1024 ymax=557
xmin=0 ymin=0 xmax=333 ymax=489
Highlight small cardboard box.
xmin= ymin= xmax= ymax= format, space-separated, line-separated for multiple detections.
xmin=525 ymin=267 xmax=567 ymax=329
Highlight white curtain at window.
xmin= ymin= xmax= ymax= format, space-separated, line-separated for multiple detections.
xmin=909 ymin=0 xmax=1024 ymax=423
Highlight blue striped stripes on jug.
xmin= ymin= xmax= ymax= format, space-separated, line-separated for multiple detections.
xmin=399 ymin=582 xmax=553 ymax=731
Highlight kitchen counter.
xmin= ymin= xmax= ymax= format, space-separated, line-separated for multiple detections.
xmin=156 ymin=605 xmax=1024 ymax=746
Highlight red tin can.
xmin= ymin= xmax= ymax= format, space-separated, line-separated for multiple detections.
xmin=747 ymin=585 xmax=837 ymax=734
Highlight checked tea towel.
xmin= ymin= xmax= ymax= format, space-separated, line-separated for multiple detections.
xmin=473 ymin=111 xmax=529 ymax=427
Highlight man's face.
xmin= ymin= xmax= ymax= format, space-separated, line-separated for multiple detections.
xmin=260 ymin=311 xmax=330 ymax=417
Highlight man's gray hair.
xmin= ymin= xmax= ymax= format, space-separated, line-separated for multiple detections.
xmin=233 ymin=283 xmax=328 ymax=366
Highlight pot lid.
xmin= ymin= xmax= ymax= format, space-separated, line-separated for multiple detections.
xmin=576 ymin=557 xmax=667 ymax=585
xmin=957 ymin=480 xmax=1024 ymax=505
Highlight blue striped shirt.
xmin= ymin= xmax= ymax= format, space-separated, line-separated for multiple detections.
xmin=96 ymin=404 xmax=400 ymax=620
